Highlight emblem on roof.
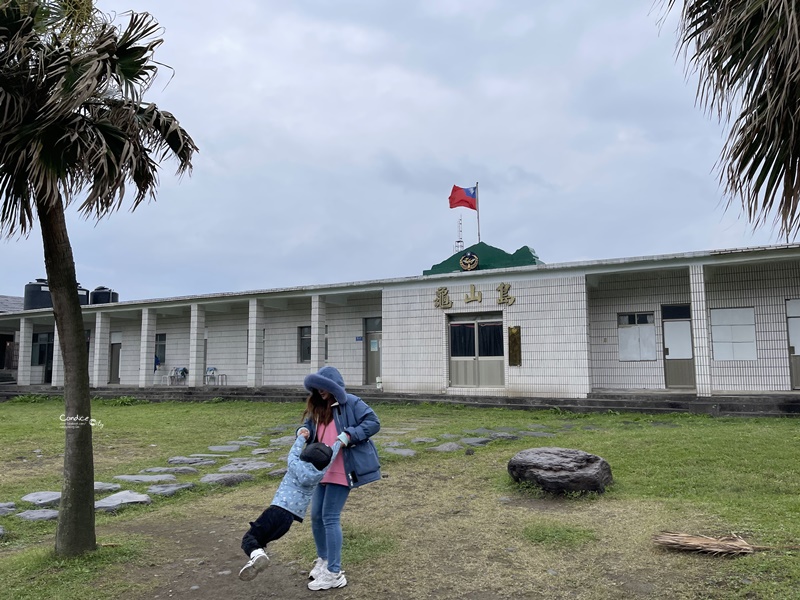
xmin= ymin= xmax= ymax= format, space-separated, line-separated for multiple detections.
xmin=459 ymin=252 xmax=479 ymax=271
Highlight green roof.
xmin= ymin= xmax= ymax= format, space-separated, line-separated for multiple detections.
xmin=423 ymin=242 xmax=542 ymax=275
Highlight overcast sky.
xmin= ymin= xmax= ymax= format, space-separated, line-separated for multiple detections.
xmin=0 ymin=0 xmax=784 ymax=301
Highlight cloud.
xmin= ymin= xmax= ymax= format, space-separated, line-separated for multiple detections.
xmin=0 ymin=1 xmax=782 ymax=300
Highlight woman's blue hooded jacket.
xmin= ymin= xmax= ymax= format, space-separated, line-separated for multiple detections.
xmin=301 ymin=366 xmax=381 ymax=489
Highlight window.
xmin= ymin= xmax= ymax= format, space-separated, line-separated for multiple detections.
xmin=31 ymin=332 xmax=53 ymax=366
xmin=617 ymin=312 xmax=656 ymax=361
xmin=711 ymin=308 xmax=756 ymax=360
xmin=298 ymin=326 xmax=311 ymax=363
xmin=155 ymin=333 xmax=166 ymax=365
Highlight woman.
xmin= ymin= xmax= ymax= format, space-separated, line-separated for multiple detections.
xmin=297 ymin=366 xmax=381 ymax=591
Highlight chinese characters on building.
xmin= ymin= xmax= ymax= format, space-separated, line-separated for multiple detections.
xmin=433 ymin=283 xmax=515 ymax=309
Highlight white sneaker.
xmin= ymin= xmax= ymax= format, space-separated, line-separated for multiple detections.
xmin=308 ymin=568 xmax=347 ymax=590
xmin=238 ymin=549 xmax=269 ymax=581
xmin=309 ymin=557 xmax=328 ymax=579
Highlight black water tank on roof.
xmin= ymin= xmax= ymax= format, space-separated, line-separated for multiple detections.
xmin=23 ymin=279 xmax=52 ymax=310
xmin=77 ymin=283 xmax=89 ymax=306
xmin=90 ymin=286 xmax=119 ymax=304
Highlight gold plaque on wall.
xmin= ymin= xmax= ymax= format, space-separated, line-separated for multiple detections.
xmin=508 ymin=326 xmax=521 ymax=366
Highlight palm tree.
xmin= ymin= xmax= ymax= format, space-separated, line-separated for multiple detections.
xmin=666 ymin=0 xmax=800 ymax=239
xmin=0 ymin=0 xmax=197 ymax=556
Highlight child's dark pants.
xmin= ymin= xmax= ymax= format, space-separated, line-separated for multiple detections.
xmin=241 ymin=505 xmax=295 ymax=556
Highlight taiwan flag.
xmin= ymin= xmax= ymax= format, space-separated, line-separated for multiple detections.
xmin=448 ymin=185 xmax=477 ymax=210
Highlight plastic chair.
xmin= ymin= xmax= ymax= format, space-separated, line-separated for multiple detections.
xmin=173 ymin=367 xmax=188 ymax=385
xmin=205 ymin=367 xmax=217 ymax=385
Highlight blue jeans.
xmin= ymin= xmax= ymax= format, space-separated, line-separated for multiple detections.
xmin=310 ymin=482 xmax=350 ymax=574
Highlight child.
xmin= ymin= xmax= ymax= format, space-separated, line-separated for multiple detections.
xmin=238 ymin=433 xmax=346 ymax=581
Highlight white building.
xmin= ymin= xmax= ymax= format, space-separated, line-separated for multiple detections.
xmin=2 ymin=242 xmax=799 ymax=398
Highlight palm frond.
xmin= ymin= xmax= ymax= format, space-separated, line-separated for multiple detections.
xmin=652 ymin=531 xmax=758 ymax=555
xmin=0 ymin=1 xmax=196 ymax=234
xmin=665 ymin=0 xmax=800 ymax=239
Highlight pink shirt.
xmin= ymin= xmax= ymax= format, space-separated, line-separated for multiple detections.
xmin=317 ymin=420 xmax=348 ymax=486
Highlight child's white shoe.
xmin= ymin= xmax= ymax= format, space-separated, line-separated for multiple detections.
xmin=238 ymin=548 xmax=269 ymax=581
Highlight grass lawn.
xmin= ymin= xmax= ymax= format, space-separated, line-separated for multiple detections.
xmin=0 ymin=396 xmax=798 ymax=599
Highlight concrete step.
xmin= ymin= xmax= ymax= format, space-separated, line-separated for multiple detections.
xmin=0 ymin=385 xmax=797 ymax=417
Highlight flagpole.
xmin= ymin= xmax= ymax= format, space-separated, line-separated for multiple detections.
xmin=475 ymin=181 xmax=481 ymax=243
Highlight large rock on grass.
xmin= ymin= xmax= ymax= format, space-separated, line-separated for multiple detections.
xmin=508 ymin=447 xmax=613 ymax=494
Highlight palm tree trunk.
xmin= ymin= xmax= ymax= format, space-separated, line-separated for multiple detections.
xmin=37 ymin=196 xmax=97 ymax=556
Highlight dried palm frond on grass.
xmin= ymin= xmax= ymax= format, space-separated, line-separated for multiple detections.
xmin=652 ymin=531 xmax=763 ymax=556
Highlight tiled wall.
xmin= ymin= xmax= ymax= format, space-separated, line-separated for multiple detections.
xmin=588 ymin=269 xmax=690 ymax=389
xmin=325 ymin=292 xmax=382 ymax=388
xmin=706 ymin=260 xmax=800 ymax=391
xmin=383 ymin=287 xmax=448 ymax=393
xmin=262 ymin=298 xmax=313 ymax=386
xmin=261 ymin=294 xmax=382 ymax=388
xmin=383 ymin=274 xmax=591 ymax=398
xmin=205 ymin=304 xmax=248 ymax=384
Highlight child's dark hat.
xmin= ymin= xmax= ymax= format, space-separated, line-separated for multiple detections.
xmin=300 ymin=442 xmax=333 ymax=471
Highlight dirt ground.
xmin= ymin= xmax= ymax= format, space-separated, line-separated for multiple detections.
xmin=112 ymin=488 xmax=726 ymax=600
xmin=122 ymin=514 xmax=340 ymax=600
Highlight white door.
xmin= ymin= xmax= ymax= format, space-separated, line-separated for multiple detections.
xmin=663 ymin=315 xmax=695 ymax=388
xmin=787 ymin=300 xmax=800 ymax=389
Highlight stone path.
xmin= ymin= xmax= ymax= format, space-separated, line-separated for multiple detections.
xmin=0 ymin=418 xmax=631 ymax=531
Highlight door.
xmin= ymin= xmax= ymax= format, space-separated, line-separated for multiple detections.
xmin=109 ymin=332 xmax=122 ymax=384
xmin=449 ymin=315 xmax=504 ymax=387
xmin=787 ymin=300 xmax=800 ymax=389
xmin=662 ymin=305 xmax=695 ymax=388
xmin=364 ymin=317 xmax=382 ymax=385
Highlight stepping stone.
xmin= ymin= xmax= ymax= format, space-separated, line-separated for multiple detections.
xmin=0 ymin=526 xmax=5 ymax=538
xmin=384 ymin=441 xmax=406 ymax=448
xmin=429 ymin=442 xmax=463 ymax=452
xmin=208 ymin=445 xmax=242 ymax=452
xmin=381 ymin=429 xmax=414 ymax=436
xmin=519 ymin=431 xmax=557 ymax=438
xmin=384 ymin=447 xmax=416 ymax=457
xmin=440 ymin=433 xmax=459 ymax=439
xmin=269 ymin=436 xmax=296 ymax=447
xmin=140 ymin=466 xmax=199 ymax=474
xmin=16 ymin=509 xmax=58 ymax=521
xmin=169 ymin=456 xmax=217 ymax=465
xmin=461 ymin=437 xmax=493 ymax=447
xmin=0 ymin=504 xmax=16 ymax=516
xmin=148 ymin=483 xmax=195 ymax=497
xmin=200 ymin=473 xmax=253 ymax=486
xmin=490 ymin=432 xmax=519 ymax=440
xmin=190 ymin=454 xmax=229 ymax=458
xmin=465 ymin=428 xmax=496 ymax=436
xmin=251 ymin=448 xmax=275 ymax=455
xmin=218 ymin=461 xmax=276 ymax=472
xmin=411 ymin=437 xmax=437 ymax=444
xmin=94 ymin=482 xmax=121 ymax=494
xmin=113 ymin=474 xmax=177 ymax=483
xmin=95 ymin=491 xmax=151 ymax=512
xmin=226 ymin=440 xmax=259 ymax=447
xmin=239 ymin=435 xmax=262 ymax=440
xmin=268 ymin=468 xmax=287 ymax=477
xmin=21 ymin=491 xmax=61 ymax=507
